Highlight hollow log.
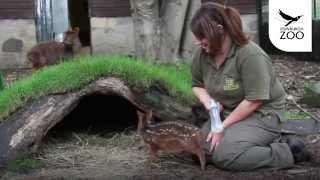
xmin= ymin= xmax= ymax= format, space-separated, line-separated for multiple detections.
xmin=0 ymin=77 xmax=194 ymax=167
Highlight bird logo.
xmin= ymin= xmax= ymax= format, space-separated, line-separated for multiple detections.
xmin=278 ymin=10 xmax=303 ymax=26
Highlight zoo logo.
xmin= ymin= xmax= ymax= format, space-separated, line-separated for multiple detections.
xmin=268 ymin=0 xmax=311 ymax=52
xmin=223 ymin=77 xmax=239 ymax=91
xmin=278 ymin=10 xmax=304 ymax=40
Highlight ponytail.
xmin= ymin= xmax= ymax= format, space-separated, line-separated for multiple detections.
xmin=224 ymin=6 xmax=249 ymax=45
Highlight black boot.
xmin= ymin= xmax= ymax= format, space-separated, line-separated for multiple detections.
xmin=285 ymin=137 xmax=311 ymax=163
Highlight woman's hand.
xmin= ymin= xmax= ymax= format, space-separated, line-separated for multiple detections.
xmin=206 ymin=131 xmax=224 ymax=152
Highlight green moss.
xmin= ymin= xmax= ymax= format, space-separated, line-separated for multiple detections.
xmin=0 ymin=55 xmax=195 ymax=121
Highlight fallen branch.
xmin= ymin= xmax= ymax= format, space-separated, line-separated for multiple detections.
xmin=280 ymin=129 xmax=298 ymax=135
xmin=287 ymin=95 xmax=320 ymax=123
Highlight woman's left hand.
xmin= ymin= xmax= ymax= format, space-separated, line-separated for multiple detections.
xmin=206 ymin=131 xmax=224 ymax=153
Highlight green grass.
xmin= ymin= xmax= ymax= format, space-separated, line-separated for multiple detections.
xmin=284 ymin=111 xmax=311 ymax=120
xmin=0 ymin=55 xmax=195 ymax=121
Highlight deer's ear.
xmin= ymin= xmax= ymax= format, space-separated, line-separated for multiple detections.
xmin=73 ymin=27 xmax=80 ymax=34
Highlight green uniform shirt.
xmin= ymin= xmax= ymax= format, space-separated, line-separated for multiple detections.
xmin=191 ymin=41 xmax=286 ymax=117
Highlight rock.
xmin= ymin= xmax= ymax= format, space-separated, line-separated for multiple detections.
xmin=0 ymin=71 xmax=4 ymax=90
xmin=281 ymin=119 xmax=320 ymax=135
xmin=300 ymin=82 xmax=320 ymax=107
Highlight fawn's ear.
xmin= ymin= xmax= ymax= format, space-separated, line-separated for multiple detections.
xmin=73 ymin=27 xmax=80 ymax=34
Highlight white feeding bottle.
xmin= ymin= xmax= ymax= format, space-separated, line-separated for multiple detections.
xmin=209 ymin=99 xmax=224 ymax=133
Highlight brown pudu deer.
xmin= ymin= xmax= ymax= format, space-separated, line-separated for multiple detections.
xmin=27 ymin=27 xmax=82 ymax=69
xmin=138 ymin=110 xmax=206 ymax=170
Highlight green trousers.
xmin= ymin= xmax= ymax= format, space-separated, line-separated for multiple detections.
xmin=201 ymin=112 xmax=294 ymax=171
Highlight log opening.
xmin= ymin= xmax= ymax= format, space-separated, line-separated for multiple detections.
xmin=45 ymin=93 xmax=139 ymax=139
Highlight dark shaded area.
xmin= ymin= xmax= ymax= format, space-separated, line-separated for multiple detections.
xmin=0 ymin=0 xmax=35 ymax=19
xmin=2 ymin=38 xmax=23 ymax=52
xmin=46 ymin=94 xmax=139 ymax=137
xmin=69 ymin=0 xmax=91 ymax=46
xmin=89 ymin=0 xmax=131 ymax=18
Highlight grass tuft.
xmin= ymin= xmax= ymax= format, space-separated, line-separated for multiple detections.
xmin=284 ymin=111 xmax=311 ymax=120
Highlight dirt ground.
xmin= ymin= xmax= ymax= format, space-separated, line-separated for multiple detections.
xmin=1 ymin=131 xmax=320 ymax=180
xmin=1 ymin=55 xmax=320 ymax=180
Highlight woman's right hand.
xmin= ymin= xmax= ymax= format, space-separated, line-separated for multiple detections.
xmin=207 ymin=130 xmax=224 ymax=152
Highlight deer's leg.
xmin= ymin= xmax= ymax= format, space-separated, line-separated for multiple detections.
xmin=193 ymin=144 xmax=206 ymax=171
xmin=149 ymin=143 xmax=159 ymax=162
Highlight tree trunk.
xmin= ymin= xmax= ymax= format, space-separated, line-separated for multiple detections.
xmin=158 ymin=0 xmax=190 ymax=63
xmin=130 ymin=0 xmax=161 ymax=62
xmin=130 ymin=0 xmax=190 ymax=63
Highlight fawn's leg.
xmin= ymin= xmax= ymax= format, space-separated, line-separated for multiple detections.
xmin=194 ymin=145 xmax=206 ymax=171
xmin=149 ymin=143 xmax=159 ymax=162
xmin=146 ymin=143 xmax=161 ymax=170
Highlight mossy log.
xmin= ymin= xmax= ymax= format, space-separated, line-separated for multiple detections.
xmin=0 ymin=77 xmax=195 ymax=167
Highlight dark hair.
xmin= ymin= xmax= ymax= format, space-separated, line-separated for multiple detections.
xmin=190 ymin=2 xmax=249 ymax=54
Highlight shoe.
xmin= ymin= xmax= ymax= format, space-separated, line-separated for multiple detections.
xmin=285 ymin=137 xmax=311 ymax=163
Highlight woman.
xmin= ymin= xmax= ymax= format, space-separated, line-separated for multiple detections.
xmin=190 ymin=2 xmax=310 ymax=171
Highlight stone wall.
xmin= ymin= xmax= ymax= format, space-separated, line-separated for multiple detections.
xmin=0 ymin=20 xmax=36 ymax=69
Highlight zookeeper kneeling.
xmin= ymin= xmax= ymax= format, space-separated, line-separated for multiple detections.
xmin=190 ymin=2 xmax=311 ymax=171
